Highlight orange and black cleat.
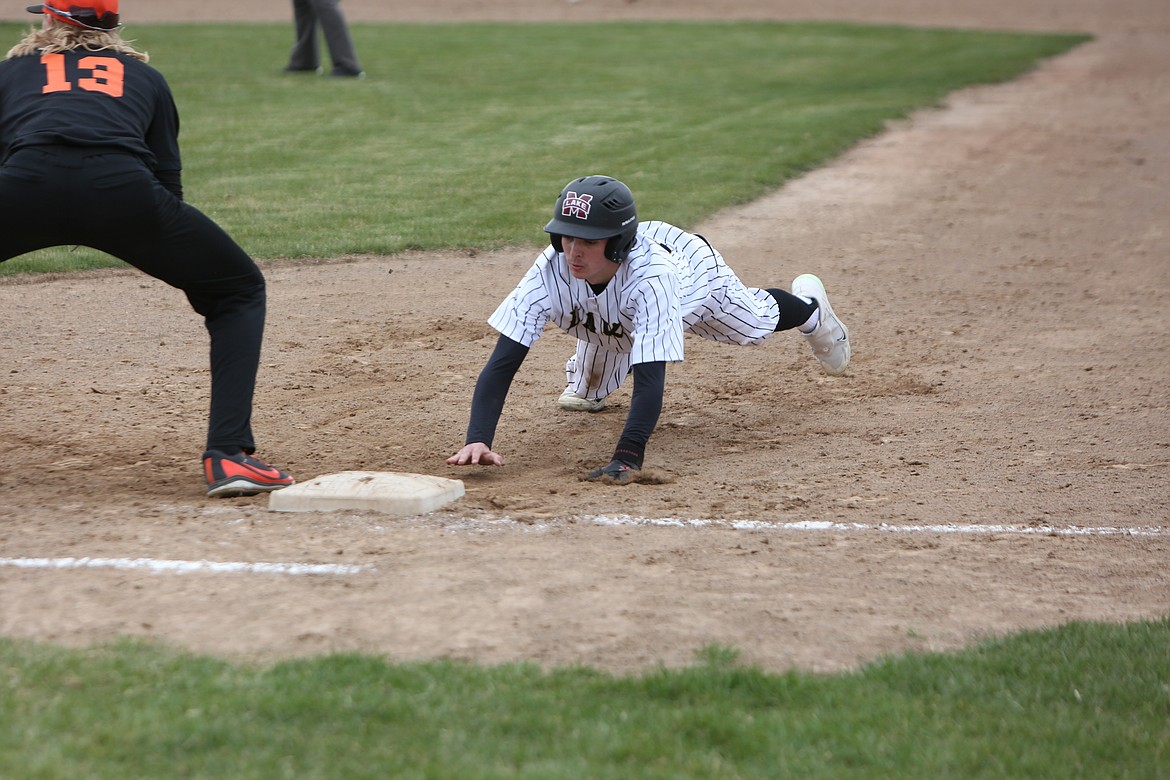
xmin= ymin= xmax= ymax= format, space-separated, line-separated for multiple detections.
xmin=203 ymin=450 xmax=295 ymax=498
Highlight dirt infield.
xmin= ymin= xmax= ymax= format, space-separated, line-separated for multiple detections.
xmin=1 ymin=1 xmax=1167 ymax=674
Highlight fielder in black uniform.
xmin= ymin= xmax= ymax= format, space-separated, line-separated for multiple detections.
xmin=0 ymin=1 xmax=295 ymax=497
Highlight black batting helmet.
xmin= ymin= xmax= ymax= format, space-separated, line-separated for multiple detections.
xmin=544 ymin=175 xmax=638 ymax=263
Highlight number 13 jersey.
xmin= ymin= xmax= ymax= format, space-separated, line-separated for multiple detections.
xmin=0 ymin=50 xmax=180 ymax=177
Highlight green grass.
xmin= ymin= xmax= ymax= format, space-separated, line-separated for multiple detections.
xmin=0 ymin=20 xmax=1088 ymax=275
xmin=2 ymin=618 xmax=1167 ymax=778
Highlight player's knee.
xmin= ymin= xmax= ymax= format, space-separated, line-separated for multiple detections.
xmin=184 ymin=271 xmax=266 ymax=318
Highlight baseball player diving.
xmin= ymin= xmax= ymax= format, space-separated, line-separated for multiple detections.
xmin=0 ymin=2 xmax=294 ymax=497
xmin=447 ymin=175 xmax=851 ymax=483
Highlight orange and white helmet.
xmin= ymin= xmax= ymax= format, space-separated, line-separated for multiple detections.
xmin=26 ymin=1 xmax=120 ymax=31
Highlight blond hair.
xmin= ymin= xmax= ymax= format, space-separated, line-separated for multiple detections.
xmin=6 ymin=24 xmax=148 ymax=62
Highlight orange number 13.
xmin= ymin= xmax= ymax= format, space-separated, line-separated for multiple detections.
xmin=41 ymin=53 xmax=124 ymax=97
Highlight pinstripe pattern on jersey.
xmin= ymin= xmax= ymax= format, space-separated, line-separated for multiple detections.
xmin=565 ymin=341 xmax=634 ymax=399
xmin=639 ymin=221 xmax=779 ymax=345
xmin=489 ymin=221 xmax=781 ymax=401
xmin=489 ymin=243 xmax=681 ymax=358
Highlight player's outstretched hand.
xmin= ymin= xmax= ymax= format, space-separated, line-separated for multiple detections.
xmin=585 ymin=459 xmax=639 ymax=484
xmin=447 ymin=442 xmax=503 ymax=467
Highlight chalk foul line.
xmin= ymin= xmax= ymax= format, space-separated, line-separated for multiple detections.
xmin=3 ymin=519 xmax=1160 ymax=576
xmin=0 ymin=556 xmax=367 ymax=575
xmin=583 ymin=516 xmax=1166 ymax=536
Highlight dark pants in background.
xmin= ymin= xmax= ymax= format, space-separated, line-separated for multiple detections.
xmin=286 ymin=0 xmax=363 ymax=76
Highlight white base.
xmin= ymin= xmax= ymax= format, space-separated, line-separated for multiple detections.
xmin=267 ymin=471 xmax=464 ymax=516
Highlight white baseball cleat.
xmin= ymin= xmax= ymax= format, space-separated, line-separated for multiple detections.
xmin=791 ymin=273 xmax=851 ymax=376
xmin=557 ymin=388 xmax=607 ymax=412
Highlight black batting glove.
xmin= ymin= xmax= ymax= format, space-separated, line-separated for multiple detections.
xmin=585 ymin=458 xmax=640 ymax=484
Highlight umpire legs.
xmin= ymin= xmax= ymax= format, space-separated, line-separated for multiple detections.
xmin=287 ymin=0 xmax=363 ymax=76
xmin=286 ymin=0 xmax=321 ymax=71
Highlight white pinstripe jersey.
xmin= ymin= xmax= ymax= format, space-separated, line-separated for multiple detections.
xmin=488 ymin=220 xmax=779 ymax=366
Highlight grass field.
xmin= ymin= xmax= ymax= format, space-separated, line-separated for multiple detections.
xmin=2 ymin=619 xmax=1168 ymax=777
xmin=0 ymin=20 xmax=1087 ymax=274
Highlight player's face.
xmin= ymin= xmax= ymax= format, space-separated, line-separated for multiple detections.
xmin=562 ymin=236 xmax=618 ymax=284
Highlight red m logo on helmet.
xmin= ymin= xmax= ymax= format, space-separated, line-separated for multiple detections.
xmin=561 ymin=192 xmax=593 ymax=219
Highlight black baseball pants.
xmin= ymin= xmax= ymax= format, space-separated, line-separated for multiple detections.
xmin=0 ymin=145 xmax=267 ymax=454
